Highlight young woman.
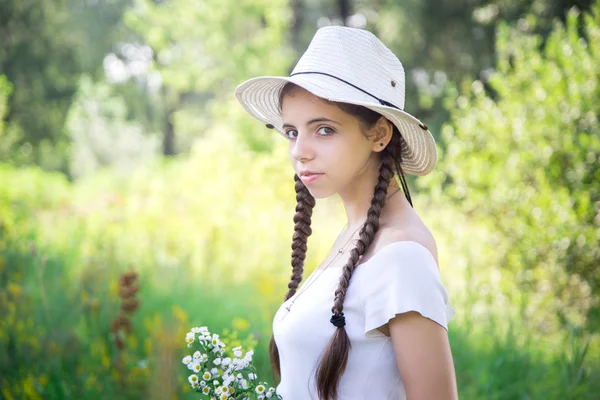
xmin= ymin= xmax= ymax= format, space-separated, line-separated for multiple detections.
xmin=235 ymin=26 xmax=457 ymax=400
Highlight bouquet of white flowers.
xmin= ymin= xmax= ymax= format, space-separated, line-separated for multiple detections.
xmin=182 ymin=326 xmax=282 ymax=400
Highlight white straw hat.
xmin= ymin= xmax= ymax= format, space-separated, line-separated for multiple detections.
xmin=234 ymin=26 xmax=437 ymax=176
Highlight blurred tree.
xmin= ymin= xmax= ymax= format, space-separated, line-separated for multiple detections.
xmin=66 ymin=77 xmax=159 ymax=178
xmin=338 ymin=0 xmax=352 ymax=24
xmin=366 ymin=0 xmax=595 ymax=134
xmin=68 ymin=0 xmax=132 ymax=77
xmin=290 ymin=0 xmax=306 ymax=55
xmin=0 ymin=75 xmax=10 ymax=136
xmin=0 ymin=0 xmax=131 ymax=172
xmin=421 ymin=4 xmax=600 ymax=331
xmin=0 ymin=75 xmax=23 ymax=164
xmin=121 ymin=0 xmax=292 ymax=155
xmin=0 ymin=0 xmax=82 ymax=171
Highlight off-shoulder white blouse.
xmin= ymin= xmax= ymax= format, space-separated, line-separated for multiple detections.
xmin=272 ymin=240 xmax=455 ymax=399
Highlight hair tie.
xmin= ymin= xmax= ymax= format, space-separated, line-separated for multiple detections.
xmin=330 ymin=312 xmax=346 ymax=327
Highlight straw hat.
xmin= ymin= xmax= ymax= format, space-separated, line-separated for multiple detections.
xmin=234 ymin=26 xmax=437 ymax=176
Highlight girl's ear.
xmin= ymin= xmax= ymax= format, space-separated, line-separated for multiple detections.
xmin=370 ymin=117 xmax=394 ymax=152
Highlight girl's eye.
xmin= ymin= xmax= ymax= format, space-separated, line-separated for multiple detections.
xmin=284 ymin=129 xmax=298 ymax=139
xmin=284 ymin=126 xmax=335 ymax=140
xmin=317 ymin=126 xmax=335 ymax=136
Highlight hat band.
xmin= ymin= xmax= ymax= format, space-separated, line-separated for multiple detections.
xmin=289 ymin=71 xmax=401 ymax=110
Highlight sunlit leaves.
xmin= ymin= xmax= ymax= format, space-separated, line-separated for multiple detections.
xmin=427 ymin=5 xmax=600 ymax=330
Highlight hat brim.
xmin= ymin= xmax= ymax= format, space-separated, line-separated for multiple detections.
xmin=234 ymin=74 xmax=437 ymax=176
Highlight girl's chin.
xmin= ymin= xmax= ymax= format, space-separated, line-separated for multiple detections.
xmin=305 ymin=187 xmax=337 ymax=199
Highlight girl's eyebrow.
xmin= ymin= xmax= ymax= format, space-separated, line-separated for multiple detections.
xmin=282 ymin=117 xmax=341 ymax=129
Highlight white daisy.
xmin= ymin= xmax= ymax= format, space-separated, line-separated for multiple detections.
xmin=192 ymin=362 xmax=201 ymax=373
xmin=182 ymin=355 xmax=192 ymax=365
xmin=185 ymin=332 xmax=195 ymax=345
xmin=255 ymin=384 xmax=266 ymax=394
xmin=213 ymin=357 xmax=222 ymax=365
xmin=243 ymin=350 xmax=254 ymax=363
xmin=233 ymin=347 xmax=243 ymax=358
xmin=222 ymin=357 xmax=231 ymax=366
xmin=201 ymin=386 xmax=210 ymax=395
xmin=202 ymin=371 xmax=212 ymax=381
xmin=193 ymin=351 xmax=201 ymax=359
xmin=223 ymin=374 xmax=234 ymax=386
xmin=188 ymin=374 xmax=199 ymax=384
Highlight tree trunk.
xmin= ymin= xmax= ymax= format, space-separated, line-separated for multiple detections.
xmin=338 ymin=0 xmax=351 ymax=26
xmin=162 ymin=108 xmax=175 ymax=156
xmin=291 ymin=0 xmax=304 ymax=52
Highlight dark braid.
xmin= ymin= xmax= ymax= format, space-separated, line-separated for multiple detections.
xmin=269 ymin=173 xmax=315 ymax=381
xmin=315 ymin=149 xmax=396 ymax=400
xmin=284 ymin=173 xmax=316 ymax=299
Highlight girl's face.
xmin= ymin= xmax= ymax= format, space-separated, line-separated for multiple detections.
xmin=281 ymin=87 xmax=384 ymax=199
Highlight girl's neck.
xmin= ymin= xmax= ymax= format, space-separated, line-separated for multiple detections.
xmin=340 ymin=176 xmax=402 ymax=229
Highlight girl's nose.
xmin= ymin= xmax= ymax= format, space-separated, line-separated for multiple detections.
xmin=290 ymin=132 xmax=315 ymax=161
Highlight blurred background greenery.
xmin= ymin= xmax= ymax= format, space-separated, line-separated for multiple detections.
xmin=1 ymin=0 xmax=599 ymax=399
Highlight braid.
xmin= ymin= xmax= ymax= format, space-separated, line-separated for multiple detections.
xmin=285 ymin=174 xmax=316 ymax=300
xmin=315 ymin=149 xmax=396 ymax=400
xmin=269 ymin=173 xmax=315 ymax=381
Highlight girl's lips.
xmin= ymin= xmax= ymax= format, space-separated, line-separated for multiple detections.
xmin=300 ymin=173 xmax=324 ymax=184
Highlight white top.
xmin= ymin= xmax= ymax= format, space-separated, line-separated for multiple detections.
xmin=272 ymin=240 xmax=455 ymax=400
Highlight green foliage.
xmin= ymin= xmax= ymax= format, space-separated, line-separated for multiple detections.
xmin=0 ymin=75 xmax=11 ymax=135
xmin=123 ymin=0 xmax=293 ymax=153
xmin=67 ymin=0 xmax=131 ymax=76
xmin=0 ymin=0 xmax=133 ymax=171
xmin=124 ymin=0 xmax=291 ymax=93
xmin=0 ymin=0 xmax=84 ymax=170
xmin=66 ymin=76 xmax=160 ymax=178
xmin=421 ymin=4 xmax=600 ymax=332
